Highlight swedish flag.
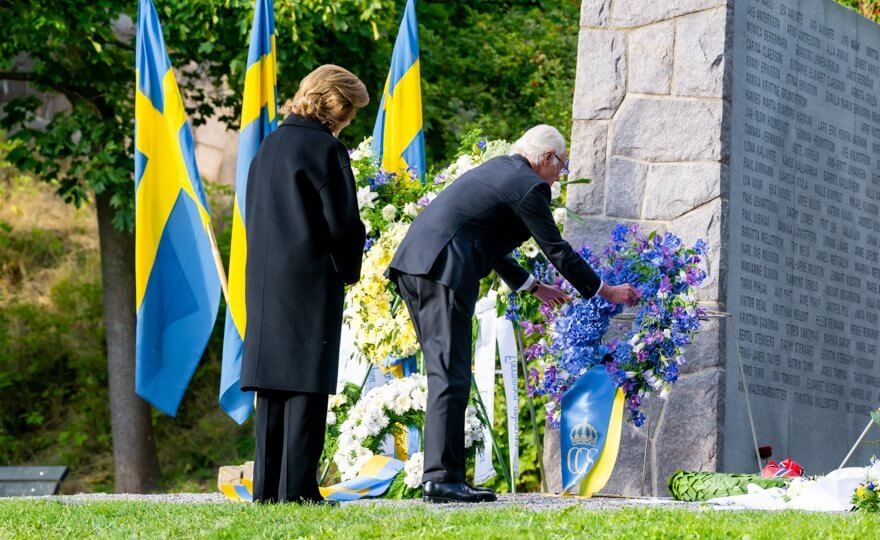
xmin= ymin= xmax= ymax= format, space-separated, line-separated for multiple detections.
xmin=219 ymin=0 xmax=278 ymax=425
xmin=135 ymin=0 xmax=221 ymax=415
xmin=371 ymin=0 xmax=426 ymax=178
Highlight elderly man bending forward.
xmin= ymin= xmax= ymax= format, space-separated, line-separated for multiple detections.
xmin=386 ymin=125 xmax=639 ymax=503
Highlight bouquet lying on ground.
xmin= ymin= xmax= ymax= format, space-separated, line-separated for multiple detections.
xmin=513 ymin=224 xmax=708 ymax=427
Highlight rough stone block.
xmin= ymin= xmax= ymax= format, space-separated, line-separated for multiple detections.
xmin=668 ymin=197 xmax=726 ymax=302
xmin=643 ymin=163 xmax=724 ymax=220
xmin=600 ymin=421 xmax=650 ymax=496
xmin=219 ymin=132 xmax=240 ymax=186
xmin=217 ymin=465 xmax=242 ymax=491
xmin=581 ymin=0 xmax=612 ymax=27
xmin=573 ymin=29 xmax=626 ymax=120
xmin=674 ymin=8 xmax=729 ymax=97
xmin=629 ymin=22 xmax=674 ymax=94
xmin=610 ymin=97 xmax=723 ymax=161
xmin=679 ymin=316 xmax=725 ymax=375
xmin=194 ymin=116 xmax=233 ymax=149
xmin=195 ymin=144 xmax=224 ymax=183
xmin=565 ymin=216 xmax=652 ymax=254
xmin=610 ymin=0 xmax=727 ymax=27
xmin=653 ymin=368 xmax=724 ymax=496
xmin=567 ymin=120 xmax=608 ymax=216
xmin=606 ymin=158 xmax=647 ymax=219
xmin=542 ymin=426 xmax=563 ymax=493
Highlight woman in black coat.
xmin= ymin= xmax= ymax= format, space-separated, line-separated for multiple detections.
xmin=241 ymin=64 xmax=368 ymax=503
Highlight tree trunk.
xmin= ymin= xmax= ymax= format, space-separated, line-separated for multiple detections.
xmin=95 ymin=190 xmax=162 ymax=492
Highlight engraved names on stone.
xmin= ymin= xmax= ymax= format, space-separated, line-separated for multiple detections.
xmin=729 ymin=0 xmax=880 ymax=469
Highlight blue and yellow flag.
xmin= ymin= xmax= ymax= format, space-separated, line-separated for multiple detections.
xmin=371 ymin=0 xmax=426 ymax=178
xmin=219 ymin=0 xmax=278 ymax=425
xmin=560 ymin=367 xmax=625 ymax=497
xmin=135 ymin=0 xmax=221 ymax=416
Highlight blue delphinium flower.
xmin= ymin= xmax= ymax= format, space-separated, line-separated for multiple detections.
xmin=523 ymin=223 xmax=708 ymax=426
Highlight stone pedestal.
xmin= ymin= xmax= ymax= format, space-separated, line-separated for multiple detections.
xmin=563 ymin=0 xmax=880 ymax=496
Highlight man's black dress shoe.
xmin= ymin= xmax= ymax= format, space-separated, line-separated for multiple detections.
xmin=422 ymin=481 xmax=497 ymax=503
xmin=465 ymin=481 xmax=495 ymax=495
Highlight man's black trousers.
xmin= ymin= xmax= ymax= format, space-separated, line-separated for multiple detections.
xmin=252 ymin=390 xmax=328 ymax=503
xmin=394 ymin=272 xmax=475 ymax=484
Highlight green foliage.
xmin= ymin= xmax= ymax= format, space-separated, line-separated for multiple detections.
xmin=853 ymin=479 xmax=880 ymax=512
xmin=836 ymin=1 xmax=880 ymax=22
xmin=0 ymin=0 xmax=579 ymax=231
xmin=0 ymin=0 xmax=397 ymax=231
xmin=384 ymin=470 xmax=421 ymax=499
xmin=667 ymin=470 xmax=788 ymax=502
xmin=0 ymin=259 xmax=111 ymax=489
xmin=418 ymin=1 xmax=580 ymax=162
xmin=320 ymin=382 xmax=363 ymax=468
xmin=0 ymin=224 xmax=68 ymax=288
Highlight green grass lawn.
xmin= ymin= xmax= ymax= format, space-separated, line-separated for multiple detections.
xmin=1 ymin=500 xmax=879 ymax=539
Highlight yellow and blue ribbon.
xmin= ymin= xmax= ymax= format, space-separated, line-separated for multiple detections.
xmin=319 ymin=456 xmax=404 ymax=502
xmin=371 ymin=0 xmax=426 ymax=179
xmin=560 ymin=367 xmax=625 ymax=497
xmin=219 ymin=0 xmax=278 ymax=424
xmin=134 ymin=0 xmax=221 ymax=415
xmin=219 ymin=478 xmax=254 ymax=502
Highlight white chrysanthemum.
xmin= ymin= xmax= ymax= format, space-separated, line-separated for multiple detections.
xmin=351 ymin=137 xmax=373 ymax=162
xmin=333 ymin=374 xmax=432 ymax=480
xmin=551 ymin=181 xmax=562 ymax=200
xmin=455 ymin=154 xmax=474 ymax=175
xmin=786 ymin=477 xmax=816 ymax=499
xmin=403 ymin=452 xmax=424 ymax=489
xmin=867 ymin=458 xmax=880 ymax=482
xmin=357 ymin=185 xmax=378 ymax=209
xmin=522 ymin=239 xmax=540 ymax=258
xmin=463 ymin=406 xmax=484 ymax=449
xmin=483 ymin=140 xmax=511 ymax=160
xmin=329 ymin=394 xmax=348 ymax=409
xmin=382 ymin=204 xmax=397 ymax=221
xmin=403 ymin=202 xmax=419 ymax=217
xmin=327 ymin=411 xmax=337 ymax=426
xmin=553 ymin=207 xmax=567 ymax=224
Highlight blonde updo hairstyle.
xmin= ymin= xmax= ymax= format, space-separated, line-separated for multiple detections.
xmin=282 ymin=64 xmax=369 ymax=134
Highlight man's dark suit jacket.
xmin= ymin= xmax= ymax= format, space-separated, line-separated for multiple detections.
xmin=388 ymin=154 xmax=601 ymax=306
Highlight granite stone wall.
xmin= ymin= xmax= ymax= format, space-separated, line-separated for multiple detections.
xmin=560 ymin=0 xmax=734 ymax=496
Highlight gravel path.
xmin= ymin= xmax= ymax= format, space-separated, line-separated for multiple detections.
xmin=20 ymin=492 xmax=701 ymax=511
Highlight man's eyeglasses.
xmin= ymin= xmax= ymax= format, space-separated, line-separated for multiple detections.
xmin=551 ymin=152 xmax=570 ymax=175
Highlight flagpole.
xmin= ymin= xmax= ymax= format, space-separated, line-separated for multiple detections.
xmin=515 ymin=328 xmax=548 ymax=493
xmin=206 ymin=223 xmax=229 ymax=304
xmin=839 ymin=414 xmax=877 ymax=469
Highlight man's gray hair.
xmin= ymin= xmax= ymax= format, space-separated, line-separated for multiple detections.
xmin=508 ymin=125 xmax=567 ymax=163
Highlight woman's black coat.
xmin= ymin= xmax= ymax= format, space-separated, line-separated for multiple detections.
xmin=241 ymin=114 xmax=365 ymax=394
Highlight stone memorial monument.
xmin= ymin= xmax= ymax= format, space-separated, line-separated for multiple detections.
xmin=562 ymin=0 xmax=880 ymax=496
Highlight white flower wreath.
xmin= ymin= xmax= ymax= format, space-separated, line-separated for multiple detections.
xmin=333 ymin=374 xmax=484 ymax=482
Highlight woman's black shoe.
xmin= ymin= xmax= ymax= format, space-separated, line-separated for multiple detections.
xmin=422 ymin=481 xmax=497 ymax=503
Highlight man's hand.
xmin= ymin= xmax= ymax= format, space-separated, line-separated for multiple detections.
xmin=534 ymin=283 xmax=571 ymax=307
xmin=599 ymin=283 xmax=640 ymax=306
